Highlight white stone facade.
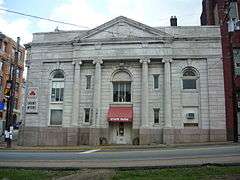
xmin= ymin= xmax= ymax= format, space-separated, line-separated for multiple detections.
xmin=19 ymin=16 xmax=226 ymax=146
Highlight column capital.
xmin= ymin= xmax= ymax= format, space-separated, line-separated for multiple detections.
xmin=93 ymin=58 xmax=103 ymax=65
xmin=72 ymin=60 xmax=82 ymax=65
xmin=139 ymin=58 xmax=150 ymax=64
xmin=162 ymin=58 xmax=173 ymax=63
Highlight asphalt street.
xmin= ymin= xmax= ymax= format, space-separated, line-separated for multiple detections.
xmin=0 ymin=144 xmax=240 ymax=168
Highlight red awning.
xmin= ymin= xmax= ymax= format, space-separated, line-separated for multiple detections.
xmin=108 ymin=106 xmax=133 ymax=122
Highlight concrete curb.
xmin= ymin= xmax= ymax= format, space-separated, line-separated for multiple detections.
xmin=0 ymin=141 xmax=236 ymax=152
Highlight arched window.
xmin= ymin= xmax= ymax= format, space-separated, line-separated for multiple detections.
xmin=49 ymin=70 xmax=64 ymax=126
xmin=182 ymin=67 xmax=198 ymax=90
xmin=112 ymin=71 xmax=132 ymax=102
xmin=51 ymin=70 xmax=64 ymax=102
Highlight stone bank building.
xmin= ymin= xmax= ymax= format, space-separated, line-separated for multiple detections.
xmin=19 ymin=16 xmax=226 ymax=146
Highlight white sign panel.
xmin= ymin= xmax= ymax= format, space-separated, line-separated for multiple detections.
xmin=26 ymin=87 xmax=38 ymax=113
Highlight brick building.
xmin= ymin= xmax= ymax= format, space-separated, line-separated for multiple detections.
xmin=19 ymin=16 xmax=226 ymax=146
xmin=201 ymin=0 xmax=240 ymax=141
xmin=0 ymin=32 xmax=25 ymax=133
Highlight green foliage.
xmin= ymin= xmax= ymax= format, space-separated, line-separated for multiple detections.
xmin=112 ymin=166 xmax=240 ymax=180
xmin=0 ymin=169 xmax=72 ymax=180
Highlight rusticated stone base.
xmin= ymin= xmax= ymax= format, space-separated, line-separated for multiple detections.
xmin=18 ymin=126 xmax=227 ymax=146
xmin=139 ymin=128 xmax=163 ymax=145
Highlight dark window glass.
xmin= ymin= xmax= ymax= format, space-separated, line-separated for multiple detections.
xmin=153 ymin=74 xmax=159 ymax=89
xmin=86 ymin=75 xmax=91 ymax=89
xmin=113 ymin=82 xmax=131 ymax=102
xmin=183 ymin=79 xmax=196 ymax=89
xmin=84 ymin=108 xmax=90 ymax=123
xmin=154 ymin=108 xmax=160 ymax=124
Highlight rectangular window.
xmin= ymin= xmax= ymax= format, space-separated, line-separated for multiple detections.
xmin=18 ymin=51 xmax=22 ymax=60
xmin=234 ymin=49 xmax=240 ymax=76
xmin=229 ymin=1 xmax=239 ymax=20
xmin=183 ymin=79 xmax=196 ymax=89
xmin=11 ymin=47 xmax=16 ymax=58
xmin=153 ymin=74 xmax=159 ymax=89
xmin=50 ymin=109 xmax=63 ymax=125
xmin=84 ymin=108 xmax=90 ymax=123
xmin=14 ymin=98 xmax=18 ymax=109
xmin=3 ymin=42 xmax=7 ymax=52
xmin=16 ymin=68 xmax=20 ymax=78
xmin=0 ymin=76 xmax=2 ymax=91
xmin=113 ymin=82 xmax=131 ymax=102
xmin=51 ymin=81 xmax=64 ymax=102
xmin=86 ymin=75 xmax=91 ymax=89
xmin=15 ymin=82 xmax=19 ymax=96
xmin=153 ymin=108 xmax=160 ymax=124
xmin=0 ymin=61 xmax=2 ymax=73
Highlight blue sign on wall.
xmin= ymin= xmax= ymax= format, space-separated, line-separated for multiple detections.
xmin=0 ymin=102 xmax=4 ymax=110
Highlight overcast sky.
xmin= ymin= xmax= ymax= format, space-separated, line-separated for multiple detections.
xmin=0 ymin=0 xmax=202 ymax=44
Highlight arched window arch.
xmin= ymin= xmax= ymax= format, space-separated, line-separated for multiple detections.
xmin=112 ymin=70 xmax=132 ymax=102
xmin=182 ymin=67 xmax=199 ymax=90
xmin=50 ymin=70 xmax=64 ymax=102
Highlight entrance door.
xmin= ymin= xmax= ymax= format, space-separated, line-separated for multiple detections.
xmin=110 ymin=122 xmax=132 ymax=144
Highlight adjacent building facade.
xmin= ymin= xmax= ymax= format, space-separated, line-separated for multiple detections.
xmin=201 ymin=0 xmax=240 ymax=141
xmin=0 ymin=32 xmax=25 ymax=134
xmin=19 ymin=16 xmax=226 ymax=146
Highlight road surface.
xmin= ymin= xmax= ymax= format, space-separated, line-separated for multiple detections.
xmin=0 ymin=144 xmax=240 ymax=168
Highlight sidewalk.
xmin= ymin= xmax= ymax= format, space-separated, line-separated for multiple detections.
xmin=0 ymin=140 xmax=236 ymax=152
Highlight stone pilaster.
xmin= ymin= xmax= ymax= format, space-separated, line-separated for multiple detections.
xmin=71 ymin=60 xmax=82 ymax=126
xmin=93 ymin=58 xmax=103 ymax=127
xmin=140 ymin=58 xmax=150 ymax=127
xmin=163 ymin=58 xmax=174 ymax=145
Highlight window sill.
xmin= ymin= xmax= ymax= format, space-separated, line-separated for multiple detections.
xmin=181 ymin=89 xmax=199 ymax=93
xmin=50 ymin=102 xmax=64 ymax=104
xmin=82 ymin=122 xmax=91 ymax=126
xmin=48 ymin=125 xmax=62 ymax=127
xmin=111 ymin=102 xmax=133 ymax=105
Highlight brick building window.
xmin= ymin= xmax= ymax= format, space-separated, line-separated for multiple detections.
xmin=16 ymin=68 xmax=20 ymax=78
xmin=229 ymin=1 xmax=239 ymax=20
xmin=234 ymin=49 xmax=240 ymax=76
xmin=11 ymin=47 xmax=16 ymax=58
xmin=0 ymin=61 xmax=3 ymax=73
xmin=2 ymin=42 xmax=7 ymax=52
xmin=0 ymin=76 xmax=2 ymax=91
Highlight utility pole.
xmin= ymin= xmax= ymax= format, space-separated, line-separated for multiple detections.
xmin=5 ymin=37 xmax=20 ymax=148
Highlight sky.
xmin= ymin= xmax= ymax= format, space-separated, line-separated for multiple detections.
xmin=0 ymin=0 xmax=203 ymax=45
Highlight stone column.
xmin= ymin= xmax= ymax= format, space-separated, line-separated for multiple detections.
xmin=140 ymin=58 xmax=150 ymax=127
xmin=71 ymin=60 xmax=82 ymax=126
xmin=93 ymin=58 xmax=103 ymax=127
xmin=68 ymin=60 xmax=82 ymax=146
xmin=163 ymin=58 xmax=174 ymax=144
xmin=139 ymin=58 xmax=151 ymax=145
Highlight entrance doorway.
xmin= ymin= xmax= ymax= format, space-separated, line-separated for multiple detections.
xmin=109 ymin=122 xmax=132 ymax=144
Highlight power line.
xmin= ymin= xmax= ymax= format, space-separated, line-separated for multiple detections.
xmin=0 ymin=8 xmax=89 ymax=29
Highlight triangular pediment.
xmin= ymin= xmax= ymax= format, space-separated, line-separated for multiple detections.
xmin=76 ymin=16 xmax=172 ymax=42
